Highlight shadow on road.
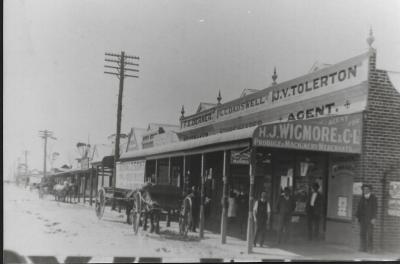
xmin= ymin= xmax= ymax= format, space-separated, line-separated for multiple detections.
xmin=147 ymin=229 xmax=202 ymax=242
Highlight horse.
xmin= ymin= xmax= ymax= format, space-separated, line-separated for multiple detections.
xmin=65 ymin=183 xmax=78 ymax=203
xmin=53 ymin=181 xmax=69 ymax=202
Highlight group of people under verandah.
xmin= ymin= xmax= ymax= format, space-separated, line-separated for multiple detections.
xmin=221 ymin=182 xmax=377 ymax=252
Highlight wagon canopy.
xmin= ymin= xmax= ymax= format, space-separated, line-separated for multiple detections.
xmin=142 ymin=184 xmax=182 ymax=210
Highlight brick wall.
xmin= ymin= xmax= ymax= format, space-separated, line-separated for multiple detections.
xmin=351 ymin=49 xmax=400 ymax=253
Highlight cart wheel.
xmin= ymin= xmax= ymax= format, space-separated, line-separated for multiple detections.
xmin=179 ymin=196 xmax=192 ymax=237
xmin=132 ymin=192 xmax=142 ymax=235
xmin=95 ymin=188 xmax=106 ymax=220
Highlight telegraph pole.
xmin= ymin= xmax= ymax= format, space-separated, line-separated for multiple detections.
xmin=104 ymin=51 xmax=139 ymax=188
xmin=39 ymin=130 xmax=57 ymax=181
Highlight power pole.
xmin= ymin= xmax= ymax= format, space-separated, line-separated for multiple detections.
xmin=104 ymin=51 xmax=139 ymax=188
xmin=39 ymin=130 xmax=57 ymax=180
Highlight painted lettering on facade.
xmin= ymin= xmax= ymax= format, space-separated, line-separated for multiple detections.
xmin=288 ymin=103 xmax=336 ymax=121
xmin=180 ymin=53 xmax=369 ymax=134
xmin=253 ymin=112 xmax=363 ymax=154
xmin=217 ymin=95 xmax=268 ymax=118
xmin=181 ymin=109 xmax=215 ymax=128
xmin=272 ymin=66 xmax=358 ymax=102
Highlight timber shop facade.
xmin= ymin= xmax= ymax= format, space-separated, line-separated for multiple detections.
xmin=118 ymin=46 xmax=400 ymax=252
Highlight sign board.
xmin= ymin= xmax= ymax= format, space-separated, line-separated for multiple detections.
xmin=180 ymin=52 xmax=370 ymax=134
xmin=116 ymin=160 xmax=146 ymax=190
xmin=230 ymin=150 xmax=250 ymax=164
xmin=253 ymin=112 xmax=363 ymax=154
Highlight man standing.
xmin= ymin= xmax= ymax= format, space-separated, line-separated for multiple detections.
xmin=276 ymin=187 xmax=294 ymax=244
xmin=356 ymin=184 xmax=377 ymax=253
xmin=189 ymin=186 xmax=200 ymax=232
xmin=253 ymin=191 xmax=271 ymax=247
xmin=306 ymin=182 xmax=322 ymax=241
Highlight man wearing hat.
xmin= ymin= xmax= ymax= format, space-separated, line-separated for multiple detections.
xmin=356 ymin=184 xmax=378 ymax=253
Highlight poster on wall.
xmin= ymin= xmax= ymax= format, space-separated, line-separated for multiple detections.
xmin=389 ymin=181 xmax=400 ymax=199
xmin=388 ymin=181 xmax=400 ymax=217
xmin=353 ymin=182 xmax=363 ymax=195
xmin=388 ymin=199 xmax=400 ymax=217
xmin=337 ymin=196 xmax=348 ymax=217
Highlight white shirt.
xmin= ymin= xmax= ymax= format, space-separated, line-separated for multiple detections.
xmin=310 ymin=192 xmax=317 ymax=206
xmin=227 ymin=197 xmax=237 ymax=217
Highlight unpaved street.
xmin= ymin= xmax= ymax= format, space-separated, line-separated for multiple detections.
xmin=5 ymin=183 xmax=399 ymax=262
xmin=4 ymin=184 xmax=263 ymax=261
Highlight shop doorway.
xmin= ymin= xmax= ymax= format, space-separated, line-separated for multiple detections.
xmin=259 ymin=149 xmax=329 ymax=242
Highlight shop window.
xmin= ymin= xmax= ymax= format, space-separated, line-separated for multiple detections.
xmin=294 ymin=155 xmax=327 ymax=215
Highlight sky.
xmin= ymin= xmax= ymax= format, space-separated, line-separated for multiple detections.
xmin=4 ymin=0 xmax=400 ymax=179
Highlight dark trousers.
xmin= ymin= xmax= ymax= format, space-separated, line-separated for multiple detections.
xmin=360 ymin=222 xmax=373 ymax=252
xmin=191 ymin=211 xmax=199 ymax=231
xmin=307 ymin=215 xmax=320 ymax=240
xmin=277 ymin=214 xmax=291 ymax=244
xmin=253 ymin=220 xmax=267 ymax=246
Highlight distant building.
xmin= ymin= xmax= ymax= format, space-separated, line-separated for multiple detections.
xmin=141 ymin=123 xmax=179 ymax=149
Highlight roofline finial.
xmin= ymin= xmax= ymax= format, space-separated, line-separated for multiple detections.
xmin=217 ymin=90 xmax=222 ymax=105
xmin=367 ymin=26 xmax=375 ymax=51
xmin=180 ymin=105 xmax=185 ymax=119
xmin=272 ymin=67 xmax=278 ymax=85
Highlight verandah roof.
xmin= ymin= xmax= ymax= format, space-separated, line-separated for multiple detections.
xmin=119 ymin=126 xmax=257 ymax=161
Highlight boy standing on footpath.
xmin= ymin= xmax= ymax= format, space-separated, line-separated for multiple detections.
xmin=253 ymin=191 xmax=271 ymax=247
xmin=356 ymin=184 xmax=377 ymax=253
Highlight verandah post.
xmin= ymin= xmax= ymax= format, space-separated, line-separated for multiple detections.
xmin=101 ymin=165 xmax=105 ymax=187
xmin=199 ymin=153 xmax=205 ymax=239
xmin=247 ymin=146 xmax=255 ymax=254
xmin=77 ymin=173 xmax=81 ymax=203
xmin=83 ymin=172 xmax=87 ymax=203
xmin=182 ymin=155 xmax=186 ymax=193
xmin=221 ymin=150 xmax=229 ymax=244
xmin=89 ymin=167 xmax=93 ymax=206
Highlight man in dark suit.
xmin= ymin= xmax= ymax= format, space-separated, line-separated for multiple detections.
xmin=356 ymin=184 xmax=378 ymax=253
xmin=276 ymin=187 xmax=295 ymax=244
xmin=306 ymin=182 xmax=323 ymax=241
xmin=189 ymin=186 xmax=200 ymax=232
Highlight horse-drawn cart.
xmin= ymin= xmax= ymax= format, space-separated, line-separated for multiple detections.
xmin=95 ymin=160 xmax=193 ymax=236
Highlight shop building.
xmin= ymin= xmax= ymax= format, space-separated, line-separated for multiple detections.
xmin=118 ymin=42 xmax=400 ymax=252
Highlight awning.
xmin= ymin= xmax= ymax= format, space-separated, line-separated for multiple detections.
xmin=120 ymin=126 xmax=256 ymax=161
xmin=50 ymin=168 xmax=92 ymax=177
